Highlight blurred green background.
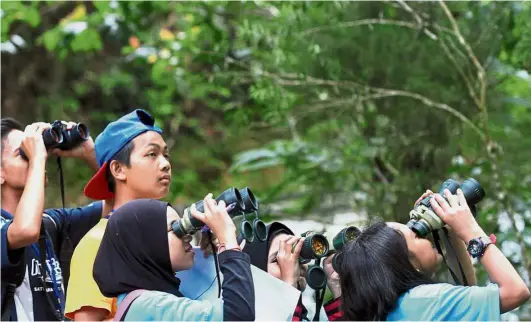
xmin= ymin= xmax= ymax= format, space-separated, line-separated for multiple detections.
xmin=2 ymin=1 xmax=530 ymax=318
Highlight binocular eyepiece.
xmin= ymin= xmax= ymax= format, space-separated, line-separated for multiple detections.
xmin=408 ymin=178 xmax=486 ymax=238
xmin=172 ymin=187 xmax=265 ymax=241
xmin=238 ymin=188 xmax=267 ymax=243
xmin=20 ymin=120 xmax=89 ymax=160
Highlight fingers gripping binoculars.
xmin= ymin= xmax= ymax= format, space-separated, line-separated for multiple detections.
xmin=407 ymin=178 xmax=486 ymax=238
xmin=20 ymin=120 xmax=89 ymax=160
xmin=172 ymin=187 xmax=267 ymax=242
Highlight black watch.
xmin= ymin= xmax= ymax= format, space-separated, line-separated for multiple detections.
xmin=467 ymin=236 xmax=492 ymax=258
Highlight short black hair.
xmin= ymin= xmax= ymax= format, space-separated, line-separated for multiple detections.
xmin=1 ymin=118 xmax=24 ymax=143
xmin=106 ymin=140 xmax=135 ymax=193
xmin=1 ymin=118 xmax=24 ymax=158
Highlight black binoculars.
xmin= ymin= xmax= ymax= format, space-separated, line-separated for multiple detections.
xmin=172 ymin=187 xmax=266 ymax=242
xmin=408 ymin=178 xmax=485 ymax=238
xmin=20 ymin=120 xmax=89 ymax=160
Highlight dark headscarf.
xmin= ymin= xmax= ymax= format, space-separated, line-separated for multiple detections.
xmin=242 ymin=222 xmax=294 ymax=272
xmin=93 ymin=199 xmax=182 ymax=297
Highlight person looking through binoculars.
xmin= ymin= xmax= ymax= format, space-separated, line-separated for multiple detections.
xmin=337 ymin=188 xmax=530 ymax=321
xmin=1 ymin=118 xmax=111 ymax=321
xmin=93 ymin=196 xmax=255 ymax=321
xmin=242 ymin=222 xmax=343 ymax=321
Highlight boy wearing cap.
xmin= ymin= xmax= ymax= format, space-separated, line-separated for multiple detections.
xmin=65 ymin=109 xmax=172 ymax=321
xmin=1 ymin=119 xmax=111 ymax=321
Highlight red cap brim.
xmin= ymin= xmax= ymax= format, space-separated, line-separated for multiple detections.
xmin=84 ymin=161 xmax=115 ymax=200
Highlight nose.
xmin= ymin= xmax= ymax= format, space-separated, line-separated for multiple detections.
xmin=300 ymin=263 xmax=308 ymax=275
xmin=159 ymin=155 xmax=171 ymax=172
xmin=182 ymin=234 xmax=193 ymax=243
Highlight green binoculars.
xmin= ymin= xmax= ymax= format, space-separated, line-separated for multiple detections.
xmin=298 ymin=226 xmax=361 ymax=289
xmin=331 ymin=226 xmax=361 ymax=273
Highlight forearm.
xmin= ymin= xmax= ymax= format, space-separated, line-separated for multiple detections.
xmin=463 ymin=228 xmax=530 ymax=312
xmin=479 ymin=244 xmax=530 ymax=312
xmin=8 ymin=158 xmax=46 ymax=248
xmin=218 ymin=250 xmax=255 ymax=321
xmin=444 ymin=229 xmax=477 ymax=286
xmin=84 ymin=153 xmax=99 ymax=172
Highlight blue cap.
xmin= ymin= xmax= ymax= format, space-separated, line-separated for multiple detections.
xmin=84 ymin=109 xmax=163 ymax=200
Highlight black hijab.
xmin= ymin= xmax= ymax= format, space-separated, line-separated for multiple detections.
xmin=93 ymin=198 xmax=182 ymax=297
xmin=242 ymin=222 xmax=295 ymax=272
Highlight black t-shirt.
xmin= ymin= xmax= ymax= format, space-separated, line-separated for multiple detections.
xmin=1 ymin=202 xmax=102 ymax=321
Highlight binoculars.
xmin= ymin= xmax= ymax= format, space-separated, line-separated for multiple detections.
xmin=407 ymin=178 xmax=485 ymax=238
xmin=20 ymin=120 xmax=89 ymax=160
xmin=299 ymin=231 xmax=330 ymax=263
xmin=330 ymin=226 xmax=361 ymax=272
xmin=301 ymin=226 xmax=361 ymax=289
xmin=172 ymin=187 xmax=267 ymax=242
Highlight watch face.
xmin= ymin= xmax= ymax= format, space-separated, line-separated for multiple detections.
xmin=468 ymin=239 xmax=482 ymax=257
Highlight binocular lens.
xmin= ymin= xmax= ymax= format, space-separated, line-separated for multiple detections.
xmin=332 ymin=252 xmax=342 ymax=273
xmin=75 ymin=123 xmax=89 ymax=139
xmin=311 ymin=236 xmax=328 ymax=257
xmin=240 ymin=187 xmax=258 ymax=212
xmin=461 ymin=178 xmax=485 ymax=205
xmin=43 ymin=127 xmax=64 ymax=148
xmin=300 ymin=233 xmax=329 ymax=260
xmin=439 ymin=179 xmax=461 ymax=195
xmin=333 ymin=226 xmax=360 ymax=251
xmin=307 ymin=266 xmax=327 ymax=289
xmin=407 ymin=219 xmax=430 ymax=238
xmin=253 ymin=219 xmax=267 ymax=242
xmin=241 ymin=220 xmax=254 ymax=243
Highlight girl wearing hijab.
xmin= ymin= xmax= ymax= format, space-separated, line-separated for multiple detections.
xmin=93 ymin=194 xmax=255 ymax=321
xmin=242 ymin=222 xmax=343 ymax=321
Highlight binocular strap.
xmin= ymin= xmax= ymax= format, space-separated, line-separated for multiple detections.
xmin=57 ymin=157 xmax=66 ymax=209
xmin=432 ymin=229 xmax=468 ymax=286
xmin=207 ymin=231 xmax=222 ymax=298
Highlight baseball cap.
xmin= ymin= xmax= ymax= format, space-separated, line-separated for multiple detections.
xmin=84 ymin=109 xmax=163 ymax=200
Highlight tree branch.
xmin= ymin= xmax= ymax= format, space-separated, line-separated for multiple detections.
xmin=300 ymin=18 xmax=438 ymax=40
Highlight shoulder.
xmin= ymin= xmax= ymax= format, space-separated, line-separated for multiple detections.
xmin=127 ymin=291 xmax=223 ymax=321
xmin=405 ymin=283 xmax=457 ymax=299
xmin=71 ymin=220 xmax=107 ymax=263
xmin=77 ymin=220 xmax=107 ymax=246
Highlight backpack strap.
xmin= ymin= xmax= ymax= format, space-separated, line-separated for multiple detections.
xmin=113 ymin=290 xmax=147 ymax=321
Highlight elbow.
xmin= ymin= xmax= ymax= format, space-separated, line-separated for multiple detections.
xmin=517 ymin=286 xmax=531 ymax=306
xmin=501 ymin=284 xmax=531 ymax=312
xmin=14 ymin=225 xmax=40 ymax=247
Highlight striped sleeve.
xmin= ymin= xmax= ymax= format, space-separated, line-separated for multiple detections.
xmin=291 ymin=295 xmax=308 ymax=321
xmin=324 ymin=297 xmax=343 ymax=321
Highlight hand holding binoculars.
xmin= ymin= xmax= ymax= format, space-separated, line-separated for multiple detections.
xmin=172 ymin=187 xmax=267 ymax=243
xmin=407 ymin=178 xmax=485 ymax=238
xmin=20 ymin=120 xmax=90 ymax=160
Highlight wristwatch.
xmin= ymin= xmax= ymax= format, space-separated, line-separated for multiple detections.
xmin=467 ymin=236 xmax=493 ymax=258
